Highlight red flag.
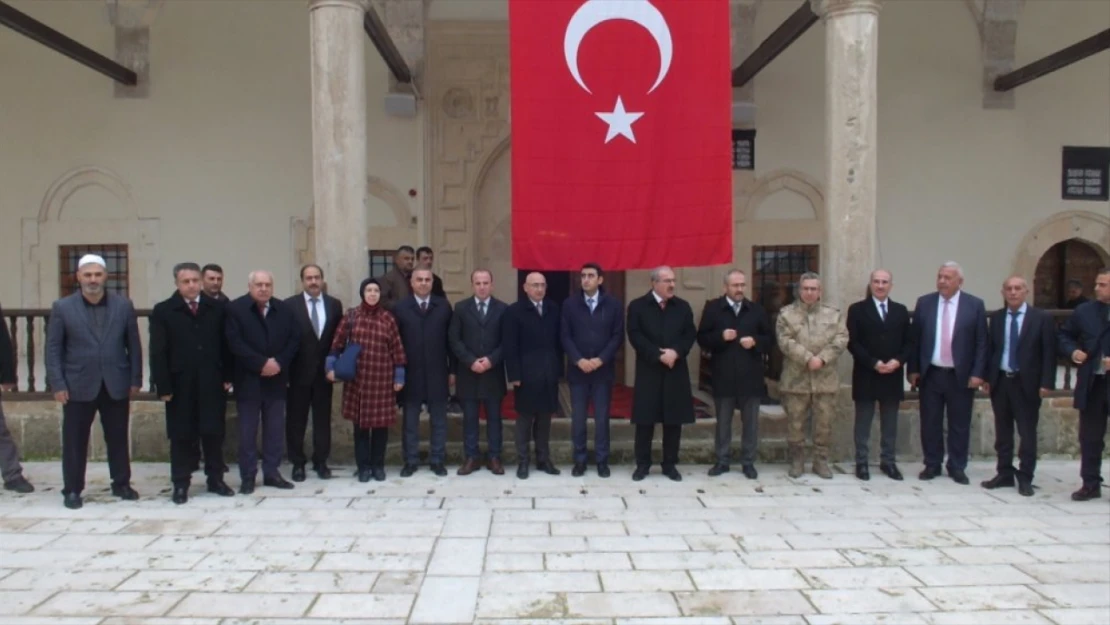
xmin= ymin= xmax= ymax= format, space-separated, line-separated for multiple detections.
xmin=509 ymin=0 xmax=733 ymax=271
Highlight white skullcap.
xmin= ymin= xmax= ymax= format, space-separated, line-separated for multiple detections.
xmin=78 ymin=254 xmax=107 ymax=269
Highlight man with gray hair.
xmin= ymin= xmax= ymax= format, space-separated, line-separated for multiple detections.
xmin=46 ymin=253 xmax=143 ymax=509
xmin=775 ymin=272 xmax=848 ymax=479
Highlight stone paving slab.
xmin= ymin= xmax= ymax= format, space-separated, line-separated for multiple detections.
xmin=0 ymin=460 xmax=1107 ymax=624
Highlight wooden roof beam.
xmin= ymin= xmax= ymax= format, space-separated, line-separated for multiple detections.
xmin=993 ymin=28 xmax=1109 ymax=92
xmin=732 ymin=1 xmax=819 ymax=88
xmin=363 ymin=4 xmax=412 ymax=84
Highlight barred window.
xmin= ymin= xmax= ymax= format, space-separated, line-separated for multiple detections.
xmin=59 ymin=244 xmax=129 ymax=297
xmin=751 ymin=245 xmax=819 ymax=311
xmin=367 ymin=250 xmax=393 ymax=279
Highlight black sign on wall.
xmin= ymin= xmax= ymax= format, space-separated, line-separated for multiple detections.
xmin=1061 ymin=146 xmax=1110 ymax=201
xmin=732 ymin=129 xmax=755 ymax=170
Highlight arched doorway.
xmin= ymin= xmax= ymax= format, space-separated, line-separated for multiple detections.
xmin=1033 ymin=238 xmax=1108 ymax=308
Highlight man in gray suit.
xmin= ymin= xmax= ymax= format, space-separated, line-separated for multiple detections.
xmin=46 ymin=254 xmax=143 ymax=509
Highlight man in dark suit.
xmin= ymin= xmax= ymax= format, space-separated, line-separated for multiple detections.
xmin=504 ymin=272 xmax=563 ymax=479
xmin=847 ymin=269 xmax=913 ymax=481
xmin=202 ymin=264 xmax=230 ymax=303
xmin=628 ymin=266 xmax=697 ymax=482
xmin=0 ymin=302 xmax=34 ymax=494
xmin=225 ymin=270 xmax=300 ymax=493
xmin=416 ymin=246 xmax=447 ymax=299
xmin=379 ymin=246 xmax=415 ymax=311
xmin=45 ymin=254 xmax=143 ymax=509
xmin=697 ymin=269 xmax=771 ymax=480
xmin=908 ymin=261 xmax=988 ymax=485
xmin=449 ymin=269 xmax=508 ymax=475
xmin=981 ymin=276 xmax=1056 ymax=497
xmin=393 ymin=268 xmax=454 ymax=477
xmin=1058 ymin=268 xmax=1110 ymax=501
xmin=149 ymin=263 xmax=236 ymax=504
xmin=284 ymin=264 xmax=343 ymax=481
xmin=561 ymin=263 xmax=624 ymax=478
xmin=1063 ymin=279 xmax=1089 ymax=310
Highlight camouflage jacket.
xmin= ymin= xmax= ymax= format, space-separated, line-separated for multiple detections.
xmin=776 ymin=300 xmax=849 ymax=394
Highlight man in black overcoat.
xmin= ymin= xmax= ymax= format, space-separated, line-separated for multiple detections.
xmin=149 ymin=263 xmax=235 ymax=504
xmin=503 ymin=272 xmax=563 ymax=479
xmin=846 ymin=269 xmax=913 ymax=481
xmin=627 ymin=266 xmax=697 ymax=482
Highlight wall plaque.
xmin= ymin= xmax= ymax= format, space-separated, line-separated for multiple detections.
xmin=732 ymin=129 xmax=755 ymax=170
xmin=1062 ymin=146 xmax=1110 ymax=201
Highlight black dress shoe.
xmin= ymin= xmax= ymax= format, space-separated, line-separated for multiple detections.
xmin=111 ymin=484 xmax=140 ymax=500
xmin=372 ymin=468 xmax=386 ymax=482
xmin=980 ymin=474 xmax=1015 ymax=489
xmin=3 ymin=476 xmax=34 ymax=493
xmin=239 ymin=479 xmax=255 ymax=495
xmin=948 ymin=468 xmax=970 ymax=485
xmin=430 ymin=464 xmax=448 ymax=477
xmin=207 ymin=481 xmax=235 ymax=497
xmin=537 ymin=461 xmax=561 ymax=476
xmin=63 ymin=493 xmax=83 ymax=510
xmin=919 ymin=466 xmax=941 ymax=480
xmin=400 ymin=464 xmax=417 ymax=478
xmin=663 ymin=467 xmax=682 ymax=482
xmin=632 ymin=466 xmax=649 ymax=481
xmin=1071 ymin=483 xmax=1102 ymax=501
xmin=880 ymin=463 xmax=904 ymax=481
xmin=856 ymin=464 xmax=871 ymax=481
xmin=707 ymin=464 xmax=729 ymax=477
xmin=291 ymin=465 xmax=307 ymax=482
xmin=263 ymin=475 xmax=295 ymax=490
xmin=1017 ymin=479 xmax=1034 ymax=497
xmin=572 ymin=463 xmax=586 ymax=477
xmin=597 ymin=463 xmax=611 ymax=478
xmin=358 ymin=468 xmax=372 ymax=483
xmin=516 ymin=462 xmax=529 ymax=479
xmin=742 ymin=464 xmax=758 ymax=480
xmin=172 ymin=485 xmax=188 ymax=505
xmin=314 ymin=465 xmax=333 ymax=480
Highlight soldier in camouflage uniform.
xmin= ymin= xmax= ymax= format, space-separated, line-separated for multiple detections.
xmin=776 ymin=272 xmax=849 ymax=479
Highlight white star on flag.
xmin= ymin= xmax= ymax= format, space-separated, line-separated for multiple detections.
xmin=595 ymin=96 xmax=644 ymax=144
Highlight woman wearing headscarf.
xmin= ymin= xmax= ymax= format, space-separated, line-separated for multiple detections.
xmin=326 ymin=278 xmax=406 ymax=482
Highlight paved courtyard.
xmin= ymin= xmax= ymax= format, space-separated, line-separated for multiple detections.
xmin=0 ymin=459 xmax=1107 ymax=625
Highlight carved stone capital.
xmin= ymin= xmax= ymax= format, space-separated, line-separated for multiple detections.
xmin=308 ymin=0 xmax=371 ymax=13
xmin=105 ymin=0 xmax=163 ymax=28
xmin=810 ymin=0 xmax=882 ymax=19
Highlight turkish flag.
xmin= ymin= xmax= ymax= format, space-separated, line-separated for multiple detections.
xmin=509 ymin=0 xmax=733 ymax=271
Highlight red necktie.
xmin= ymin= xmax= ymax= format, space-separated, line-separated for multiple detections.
xmin=420 ymin=301 xmax=428 ymax=313
xmin=659 ymin=299 xmax=667 ymax=310
xmin=188 ymin=301 xmax=198 ymax=316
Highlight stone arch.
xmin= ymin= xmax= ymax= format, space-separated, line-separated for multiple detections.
xmin=1014 ymin=210 xmax=1110 ymax=300
xmin=368 ymin=175 xmax=416 ymax=230
xmin=472 ymin=136 xmax=513 ymax=293
xmin=739 ymin=169 xmax=825 ymax=223
xmin=22 ymin=165 xmax=160 ymax=307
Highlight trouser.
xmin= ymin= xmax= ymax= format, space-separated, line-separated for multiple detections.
xmin=634 ymin=423 xmax=682 ymax=470
xmin=354 ymin=427 xmax=389 ymax=470
xmin=62 ymin=384 xmax=131 ymax=495
xmin=170 ymin=434 xmax=224 ymax=486
xmin=713 ymin=395 xmax=760 ymax=466
xmin=286 ymin=377 xmax=334 ymax=468
xmin=402 ymin=399 xmax=447 ymax=465
xmin=781 ymin=392 xmax=836 ymax=458
xmin=990 ymin=376 xmax=1041 ymax=481
xmin=462 ymin=398 xmax=503 ymax=461
xmin=0 ymin=400 xmax=26 ymax=484
xmin=237 ymin=397 xmax=285 ymax=480
xmin=515 ymin=412 xmax=553 ymax=465
xmin=570 ymin=383 xmax=612 ymax=464
xmin=1079 ymin=375 xmax=1109 ymax=485
xmin=919 ymin=367 xmax=975 ymax=471
xmin=854 ymin=399 xmax=900 ymax=465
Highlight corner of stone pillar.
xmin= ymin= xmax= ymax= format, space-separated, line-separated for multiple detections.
xmin=810 ymin=0 xmax=883 ymax=18
xmin=976 ymin=0 xmax=1024 ymax=110
xmin=106 ymin=0 xmax=164 ymax=99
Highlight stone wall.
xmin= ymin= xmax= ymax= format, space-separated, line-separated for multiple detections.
xmin=2 ymin=390 xmax=1102 ymax=467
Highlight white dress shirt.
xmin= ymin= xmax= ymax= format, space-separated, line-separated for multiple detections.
xmin=930 ymin=290 xmax=961 ymax=367
xmin=304 ymin=291 xmax=327 ymax=336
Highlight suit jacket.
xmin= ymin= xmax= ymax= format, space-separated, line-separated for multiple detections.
xmin=560 ymin=290 xmax=624 ymax=385
xmin=1058 ymin=299 xmax=1110 ymax=411
xmin=149 ymin=292 xmax=233 ymax=438
xmin=393 ymin=294 xmax=454 ymax=403
xmin=285 ymin=292 xmax=343 ymax=387
xmin=432 ymin=273 xmax=446 ymax=299
xmin=503 ymin=298 xmax=563 ymax=415
xmin=379 ymin=267 xmax=411 ymax=311
xmin=224 ymin=295 xmax=301 ymax=402
xmin=448 ymin=296 xmax=508 ymax=400
xmin=847 ymin=297 xmax=914 ymax=402
xmin=908 ymin=291 xmax=988 ymax=386
xmin=45 ymin=292 xmax=142 ymax=402
xmin=627 ymin=292 xmax=697 ymax=426
xmin=986 ymin=305 xmax=1056 ymax=399
xmin=0 ymin=304 xmax=14 ymax=390
xmin=696 ymin=296 xmax=771 ymax=399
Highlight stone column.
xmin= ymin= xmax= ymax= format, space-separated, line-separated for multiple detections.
xmin=310 ymin=0 xmax=369 ymax=304
xmin=813 ymin=0 xmax=882 ymax=311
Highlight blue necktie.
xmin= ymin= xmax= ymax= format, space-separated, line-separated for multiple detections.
xmin=1007 ymin=310 xmax=1020 ymax=372
xmin=879 ymin=301 xmax=886 ymax=321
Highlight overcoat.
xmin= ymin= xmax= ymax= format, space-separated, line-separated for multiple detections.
xmin=846 ymin=297 xmax=913 ymax=402
xmin=503 ymin=298 xmax=563 ymax=415
xmin=627 ymin=291 xmax=697 ymax=426
xmin=329 ymin=305 xmax=407 ymax=429
xmin=696 ymin=296 xmax=772 ymax=400
xmin=393 ymin=295 xmax=454 ymax=403
xmin=448 ymin=297 xmax=508 ymax=400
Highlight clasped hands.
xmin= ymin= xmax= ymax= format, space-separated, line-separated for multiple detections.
xmin=576 ymin=357 xmax=604 ymax=373
xmin=721 ymin=329 xmax=756 ymax=349
xmin=873 ymin=359 xmax=901 ymax=375
xmin=470 ymin=357 xmax=493 ymax=374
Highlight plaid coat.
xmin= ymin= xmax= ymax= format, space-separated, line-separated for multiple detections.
xmin=330 ymin=306 xmax=406 ymax=429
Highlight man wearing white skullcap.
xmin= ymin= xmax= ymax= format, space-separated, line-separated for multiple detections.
xmin=45 ymin=252 xmax=143 ymax=509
